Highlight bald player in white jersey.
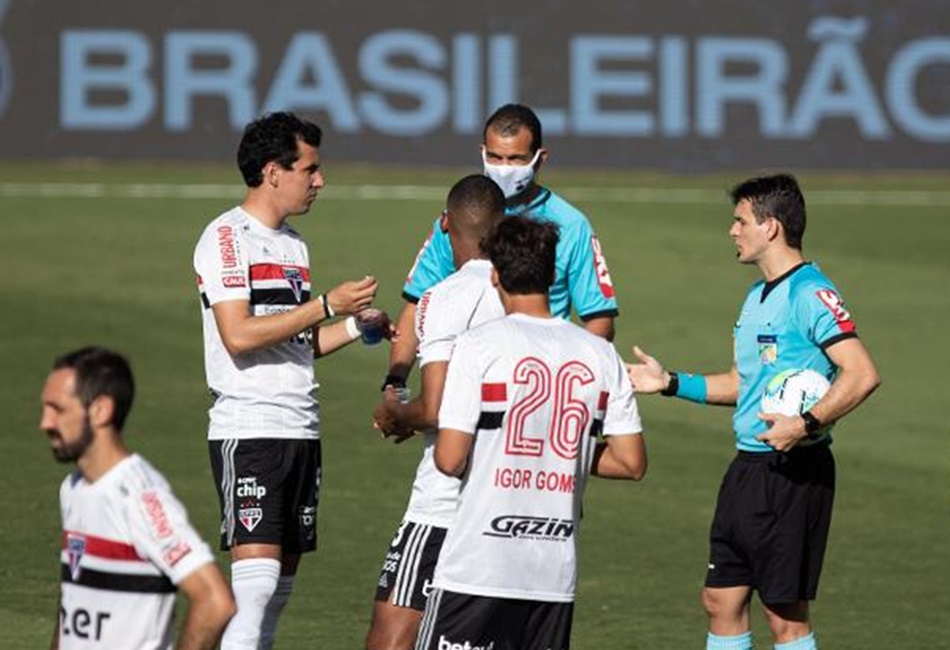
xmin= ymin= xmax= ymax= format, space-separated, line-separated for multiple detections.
xmin=415 ymin=217 xmax=648 ymax=650
xmin=366 ymin=175 xmax=506 ymax=650
xmin=41 ymin=347 xmax=234 ymax=650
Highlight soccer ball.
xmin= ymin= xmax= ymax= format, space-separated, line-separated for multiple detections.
xmin=761 ymin=368 xmax=831 ymax=418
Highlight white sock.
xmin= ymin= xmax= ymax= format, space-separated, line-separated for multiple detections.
xmin=259 ymin=575 xmax=295 ymax=650
xmin=220 ymin=558 xmax=281 ymax=650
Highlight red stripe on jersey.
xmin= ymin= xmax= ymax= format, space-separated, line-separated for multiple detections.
xmin=63 ymin=531 xmax=145 ymax=562
xmin=598 ymin=391 xmax=609 ymax=410
xmin=482 ymin=383 xmax=507 ymax=402
xmin=250 ymin=263 xmax=311 ymax=281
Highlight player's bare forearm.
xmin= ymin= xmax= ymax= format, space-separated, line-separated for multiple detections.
xmin=175 ymin=564 xmax=235 ymax=650
xmin=627 ymin=347 xmax=736 ymax=405
xmin=314 ymin=319 xmax=362 ymax=357
xmin=408 ymin=362 xmax=449 ymax=430
xmin=582 ymin=315 xmax=615 ymax=341
xmin=212 ymin=299 xmax=329 ymax=356
xmin=387 ymin=302 xmax=419 ymax=381
xmin=386 ymin=398 xmax=430 ymax=434
xmin=592 ymin=435 xmax=647 ymax=480
xmin=375 ymin=362 xmax=447 ymax=440
xmin=212 ymin=277 xmax=377 ymax=357
xmin=704 ymin=369 xmax=740 ymax=406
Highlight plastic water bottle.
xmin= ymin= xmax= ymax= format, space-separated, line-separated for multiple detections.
xmin=356 ymin=308 xmax=386 ymax=345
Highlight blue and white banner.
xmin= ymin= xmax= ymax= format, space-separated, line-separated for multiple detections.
xmin=0 ymin=0 xmax=947 ymax=168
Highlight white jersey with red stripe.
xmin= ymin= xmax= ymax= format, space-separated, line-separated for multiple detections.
xmin=434 ymin=314 xmax=642 ymax=602
xmin=58 ymin=454 xmax=214 ymax=649
xmin=405 ymin=259 xmax=504 ymax=528
xmin=194 ymin=206 xmax=318 ymax=440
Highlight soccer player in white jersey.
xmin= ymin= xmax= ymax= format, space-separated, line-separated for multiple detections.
xmin=193 ymin=112 xmax=387 ymax=649
xmin=416 ymin=217 xmax=648 ymax=650
xmin=366 ymin=175 xmax=506 ymax=650
xmin=41 ymin=347 xmax=235 ymax=650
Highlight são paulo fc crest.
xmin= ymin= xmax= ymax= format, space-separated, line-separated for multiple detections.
xmin=67 ymin=534 xmax=86 ymax=580
xmin=283 ymin=267 xmax=304 ymax=303
xmin=239 ymin=507 xmax=263 ymax=532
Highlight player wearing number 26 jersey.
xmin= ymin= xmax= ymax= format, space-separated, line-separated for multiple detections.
xmin=416 ymin=216 xmax=646 ymax=650
xmin=434 ymin=314 xmax=642 ymax=601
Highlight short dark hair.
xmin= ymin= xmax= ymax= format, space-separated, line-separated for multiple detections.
xmin=237 ymin=112 xmax=323 ymax=187
xmin=483 ymin=216 xmax=559 ymax=295
xmin=483 ymin=104 xmax=543 ymax=152
xmin=53 ymin=347 xmax=135 ymax=431
xmin=729 ymin=173 xmax=807 ymax=249
xmin=446 ymin=174 xmax=506 ymax=240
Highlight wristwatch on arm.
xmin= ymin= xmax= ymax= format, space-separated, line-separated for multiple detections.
xmin=801 ymin=411 xmax=824 ymax=439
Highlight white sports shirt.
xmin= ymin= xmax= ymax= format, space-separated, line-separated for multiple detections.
xmin=404 ymin=259 xmax=504 ymax=528
xmin=194 ymin=207 xmax=318 ymax=440
xmin=434 ymin=314 xmax=642 ymax=602
xmin=58 ymin=454 xmax=214 ymax=649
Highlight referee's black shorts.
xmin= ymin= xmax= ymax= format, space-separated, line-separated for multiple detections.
xmin=704 ymin=443 xmax=835 ymax=604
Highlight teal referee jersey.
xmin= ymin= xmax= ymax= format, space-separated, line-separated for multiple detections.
xmin=733 ymin=263 xmax=858 ymax=452
xmin=403 ymin=187 xmax=618 ymax=321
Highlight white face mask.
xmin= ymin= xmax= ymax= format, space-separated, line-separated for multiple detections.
xmin=482 ymin=148 xmax=542 ymax=199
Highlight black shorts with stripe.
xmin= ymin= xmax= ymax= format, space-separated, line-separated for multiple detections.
xmin=705 ymin=443 xmax=835 ymax=603
xmin=375 ymin=520 xmax=447 ymax=611
xmin=209 ymin=438 xmax=321 ymax=554
xmin=415 ymin=588 xmax=573 ymax=650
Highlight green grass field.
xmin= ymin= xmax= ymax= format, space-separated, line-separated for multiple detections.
xmin=1 ymin=162 xmax=947 ymax=649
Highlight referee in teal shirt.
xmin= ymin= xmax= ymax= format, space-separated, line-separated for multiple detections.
xmin=627 ymin=174 xmax=880 ymax=650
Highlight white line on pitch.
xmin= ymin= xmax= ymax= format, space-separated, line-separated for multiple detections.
xmin=2 ymin=182 xmax=950 ymax=206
